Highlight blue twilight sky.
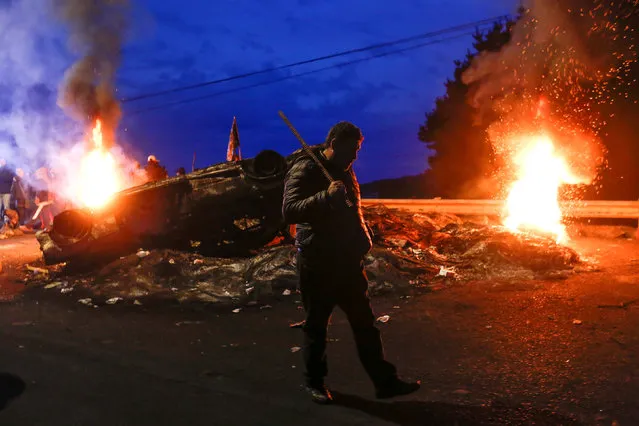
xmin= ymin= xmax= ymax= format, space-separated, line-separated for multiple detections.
xmin=0 ymin=0 xmax=518 ymax=183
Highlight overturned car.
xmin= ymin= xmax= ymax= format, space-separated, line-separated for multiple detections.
xmin=37 ymin=149 xmax=296 ymax=266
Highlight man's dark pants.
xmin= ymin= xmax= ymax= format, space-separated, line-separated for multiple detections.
xmin=297 ymin=250 xmax=397 ymax=388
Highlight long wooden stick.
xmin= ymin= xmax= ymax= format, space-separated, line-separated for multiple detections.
xmin=278 ymin=110 xmax=353 ymax=207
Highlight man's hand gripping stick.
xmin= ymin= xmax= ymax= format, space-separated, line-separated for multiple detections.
xmin=278 ymin=110 xmax=353 ymax=208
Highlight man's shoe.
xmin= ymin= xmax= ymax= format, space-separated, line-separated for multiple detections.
xmin=375 ymin=378 xmax=421 ymax=399
xmin=303 ymin=384 xmax=333 ymax=404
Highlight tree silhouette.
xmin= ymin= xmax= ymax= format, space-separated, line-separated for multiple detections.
xmin=418 ymin=20 xmax=516 ymax=199
xmin=588 ymin=2 xmax=639 ymax=200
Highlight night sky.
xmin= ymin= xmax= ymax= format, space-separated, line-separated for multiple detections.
xmin=2 ymin=0 xmax=518 ymax=183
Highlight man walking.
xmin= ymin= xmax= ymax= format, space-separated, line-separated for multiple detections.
xmin=11 ymin=168 xmax=30 ymax=224
xmin=282 ymin=121 xmax=420 ymax=404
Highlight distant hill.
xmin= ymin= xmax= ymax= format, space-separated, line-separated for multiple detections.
xmin=360 ymin=173 xmax=434 ymax=199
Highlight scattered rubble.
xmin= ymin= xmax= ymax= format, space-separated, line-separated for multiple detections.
xmin=22 ymin=205 xmax=586 ymax=305
xmin=365 ymin=205 xmax=580 ymax=282
xmin=175 ymin=321 xmax=203 ymax=326
xmin=376 ymin=315 xmax=391 ymax=323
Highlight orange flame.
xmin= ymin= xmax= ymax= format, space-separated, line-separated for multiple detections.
xmin=503 ymin=133 xmax=584 ymax=243
xmin=77 ymin=120 xmax=122 ymax=209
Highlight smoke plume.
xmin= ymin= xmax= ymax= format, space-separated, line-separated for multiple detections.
xmin=464 ymin=0 xmax=637 ymax=111
xmin=462 ymin=0 xmax=639 ymax=194
xmin=55 ymin=0 xmax=129 ymax=149
xmin=0 ymin=0 xmax=80 ymax=185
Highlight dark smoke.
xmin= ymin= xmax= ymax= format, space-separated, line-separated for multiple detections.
xmin=55 ymin=0 xmax=129 ymax=149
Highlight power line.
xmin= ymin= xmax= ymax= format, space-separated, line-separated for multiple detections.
xmin=126 ymin=30 xmax=485 ymax=116
xmin=121 ymin=15 xmax=510 ymax=104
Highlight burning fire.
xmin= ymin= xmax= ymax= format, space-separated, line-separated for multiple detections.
xmin=76 ymin=120 xmax=122 ymax=209
xmin=503 ymin=133 xmax=584 ymax=243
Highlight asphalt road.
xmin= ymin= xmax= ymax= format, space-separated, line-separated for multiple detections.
xmin=1 ymin=235 xmax=638 ymax=425
xmin=0 ymin=234 xmax=40 ymax=301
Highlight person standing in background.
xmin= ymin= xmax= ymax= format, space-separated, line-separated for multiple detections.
xmin=11 ymin=168 xmax=30 ymax=224
xmin=33 ymin=167 xmax=54 ymax=231
xmin=0 ymin=159 xmax=15 ymax=220
xmin=145 ymin=155 xmax=168 ymax=182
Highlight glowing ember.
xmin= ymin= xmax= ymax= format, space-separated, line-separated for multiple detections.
xmin=503 ymin=133 xmax=584 ymax=243
xmin=77 ymin=120 xmax=122 ymax=209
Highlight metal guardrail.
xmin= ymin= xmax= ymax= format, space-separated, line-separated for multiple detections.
xmin=361 ymin=199 xmax=639 ymax=219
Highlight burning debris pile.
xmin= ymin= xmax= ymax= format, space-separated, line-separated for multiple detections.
xmin=364 ymin=205 xmax=581 ymax=282
xmin=459 ymin=0 xmax=639 ymax=240
xmin=25 ymin=205 xmax=585 ymax=306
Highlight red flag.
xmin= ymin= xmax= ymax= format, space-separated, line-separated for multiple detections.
xmin=227 ymin=116 xmax=241 ymax=162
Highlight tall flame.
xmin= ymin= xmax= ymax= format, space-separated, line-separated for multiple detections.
xmin=77 ymin=119 xmax=122 ymax=209
xmin=503 ymin=133 xmax=583 ymax=243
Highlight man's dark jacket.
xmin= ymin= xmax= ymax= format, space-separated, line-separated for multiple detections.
xmin=282 ymin=147 xmax=372 ymax=264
